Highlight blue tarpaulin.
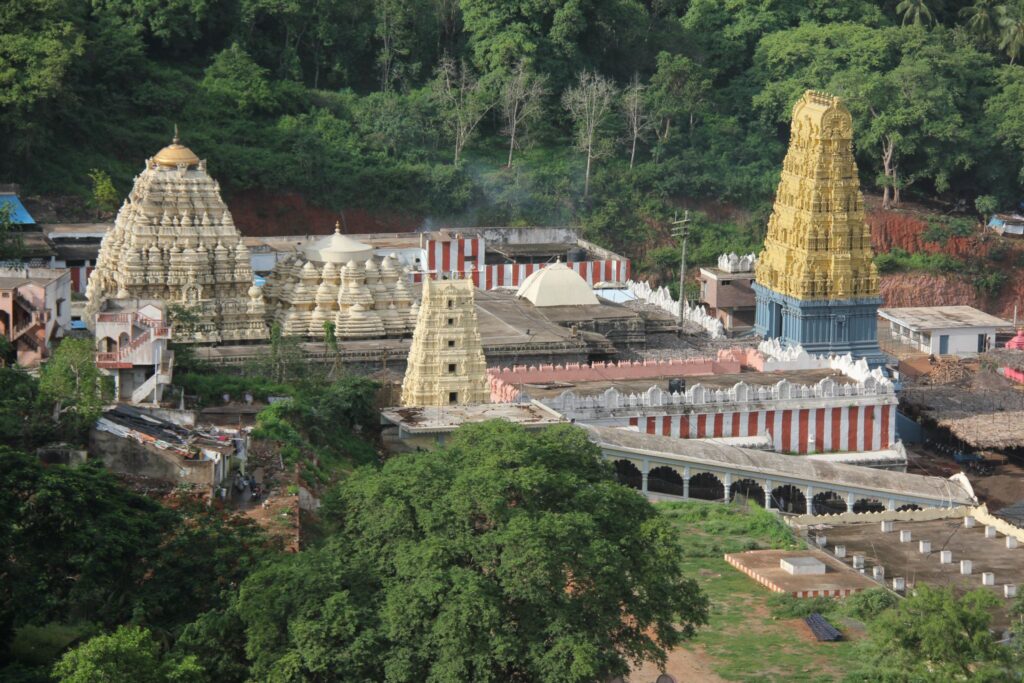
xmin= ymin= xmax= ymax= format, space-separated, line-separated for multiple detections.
xmin=0 ymin=194 xmax=35 ymax=224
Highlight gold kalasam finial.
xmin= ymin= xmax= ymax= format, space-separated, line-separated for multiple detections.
xmin=335 ymin=221 xmax=341 ymax=233
xmin=173 ymin=124 xmax=180 ymax=145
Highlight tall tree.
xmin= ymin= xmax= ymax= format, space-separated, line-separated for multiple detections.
xmin=897 ymin=0 xmax=936 ymax=26
xmin=563 ymin=70 xmax=618 ymax=198
xmin=432 ymin=55 xmax=494 ymax=164
xmin=961 ymin=0 xmax=1007 ymax=47
xmin=851 ymin=586 xmax=1011 ymax=680
xmin=622 ymin=74 xmax=653 ymax=169
xmin=1000 ymin=3 xmax=1024 ymax=64
xmin=53 ymin=625 xmax=203 ymax=683
xmin=500 ymin=60 xmax=547 ymax=167
xmin=38 ymin=338 xmax=112 ymax=430
xmin=231 ymin=422 xmax=709 ymax=682
xmin=648 ymin=53 xmax=711 ymax=154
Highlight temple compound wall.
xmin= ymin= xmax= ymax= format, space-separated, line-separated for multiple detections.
xmin=84 ymin=132 xmax=268 ymax=343
xmin=753 ymin=91 xmax=884 ymax=365
xmin=489 ymin=344 xmax=897 ymax=455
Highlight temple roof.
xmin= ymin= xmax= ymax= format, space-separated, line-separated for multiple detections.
xmin=303 ymin=224 xmax=374 ymax=264
xmin=516 ymin=261 xmax=599 ymax=307
xmin=153 ymin=127 xmax=200 ymax=168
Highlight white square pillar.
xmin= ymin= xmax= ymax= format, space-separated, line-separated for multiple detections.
xmin=982 ymin=572 xmax=995 ymax=586
xmin=834 ymin=545 xmax=846 ymax=558
xmin=939 ymin=550 xmax=952 ymax=564
xmin=964 ymin=516 xmax=976 ymax=528
xmin=1007 ymin=537 xmax=1019 ymax=550
xmin=899 ymin=530 xmax=912 ymax=543
xmin=960 ymin=560 xmax=973 ymax=575
xmin=985 ymin=526 xmax=998 ymax=539
xmin=872 ymin=565 xmax=885 ymax=580
xmin=881 ymin=520 xmax=894 ymax=533
xmin=919 ymin=540 xmax=931 ymax=554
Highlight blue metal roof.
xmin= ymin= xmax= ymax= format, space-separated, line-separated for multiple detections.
xmin=0 ymin=194 xmax=35 ymax=224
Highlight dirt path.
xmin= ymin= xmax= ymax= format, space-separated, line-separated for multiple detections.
xmin=630 ymin=643 xmax=726 ymax=683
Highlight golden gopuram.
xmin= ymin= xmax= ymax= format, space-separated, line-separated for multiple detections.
xmin=400 ymin=273 xmax=489 ymax=407
xmin=752 ymin=91 xmax=885 ymax=365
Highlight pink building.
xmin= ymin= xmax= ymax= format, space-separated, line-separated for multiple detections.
xmin=94 ymin=301 xmax=173 ymax=404
xmin=0 ymin=267 xmax=71 ymax=366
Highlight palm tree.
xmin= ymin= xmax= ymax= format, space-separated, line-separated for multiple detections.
xmin=961 ymin=0 xmax=1007 ymax=45
xmin=896 ymin=0 xmax=935 ymax=26
xmin=1000 ymin=5 xmax=1024 ymax=63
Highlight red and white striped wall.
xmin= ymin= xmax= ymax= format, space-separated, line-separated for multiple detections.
xmin=627 ymin=403 xmax=897 ymax=454
xmin=422 ymin=235 xmax=630 ymax=290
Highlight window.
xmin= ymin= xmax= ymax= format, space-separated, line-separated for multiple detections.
xmin=722 ymin=280 xmax=732 ymax=286
xmin=448 ymin=391 xmax=458 ymax=404
xmin=447 ymin=363 xmax=456 ymax=373
xmin=447 ymin=299 xmax=454 ymax=308
xmin=447 ymin=340 xmax=455 ymax=348
xmin=446 ymin=317 xmax=454 ymax=326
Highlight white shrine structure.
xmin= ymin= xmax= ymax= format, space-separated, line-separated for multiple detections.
xmin=85 ymin=130 xmax=268 ymax=343
xmin=261 ymin=225 xmax=418 ymax=339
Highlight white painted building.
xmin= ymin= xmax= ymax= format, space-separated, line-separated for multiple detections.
xmin=94 ymin=301 xmax=173 ymax=404
xmin=878 ymin=306 xmax=1011 ymax=357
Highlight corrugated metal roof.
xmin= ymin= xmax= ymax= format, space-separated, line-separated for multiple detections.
xmin=0 ymin=194 xmax=35 ymax=224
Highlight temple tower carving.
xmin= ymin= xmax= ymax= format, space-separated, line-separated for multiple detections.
xmin=84 ymin=130 xmax=268 ymax=343
xmin=753 ymin=91 xmax=885 ymax=365
xmin=400 ymin=274 xmax=489 ymax=407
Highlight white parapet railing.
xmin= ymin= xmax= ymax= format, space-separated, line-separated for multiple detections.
xmin=626 ymin=279 xmax=725 ymax=339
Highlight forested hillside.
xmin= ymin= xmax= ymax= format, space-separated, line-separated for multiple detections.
xmin=5 ymin=0 xmax=1024 ymax=258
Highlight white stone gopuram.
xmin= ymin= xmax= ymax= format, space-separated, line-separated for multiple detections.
xmin=85 ymin=130 xmax=268 ymax=343
xmin=261 ymin=224 xmax=417 ymax=339
xmin=401 ymin=274 xmax=488 ymax=407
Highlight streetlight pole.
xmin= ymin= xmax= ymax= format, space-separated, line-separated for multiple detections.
xmin=672 ymin=210 xmax=691 ymax=337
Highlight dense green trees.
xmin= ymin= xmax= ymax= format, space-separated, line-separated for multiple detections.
xmin=0 ymin=449 xmax=267 ymax=676
xmin=848 ymin=586 xmax=1016 ymax=681
xmin=202 ymin=421 xmax=709 ymax=681
xmin=7 ymin=2 xmax=1024 ymax=273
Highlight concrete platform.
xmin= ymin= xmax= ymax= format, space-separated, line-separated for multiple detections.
xmin=820 ymin=518 xmax=1024 ymax=628
xmin=725 ymin=549 xmax=878 ymax=598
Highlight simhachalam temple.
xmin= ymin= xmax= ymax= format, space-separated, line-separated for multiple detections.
xmin=260 ymin=226 xmax=418 ymax=339
xmin=85 ymin=131 xmax=269 ymax=342
xmin=753 ymin=91 xmax=885 ymax=365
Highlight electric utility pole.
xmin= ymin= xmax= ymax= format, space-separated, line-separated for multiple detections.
xmin=672 ymin=210 xmax=691 ymax=337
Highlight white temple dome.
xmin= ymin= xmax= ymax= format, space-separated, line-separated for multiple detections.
xmin=303 ymin=223 xmax=374 ymax=264
xmin=515 ymin=261 xmax=600 ymax=307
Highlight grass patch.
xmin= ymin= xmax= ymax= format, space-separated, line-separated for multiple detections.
xmin=661 ymin=500 xmax=865 ymax=682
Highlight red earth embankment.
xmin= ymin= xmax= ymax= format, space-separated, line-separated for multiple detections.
xmin=867 ymin=207 xmax=1024 ymax=318
xmin=226 ymin=190 xmax=424 ymax=236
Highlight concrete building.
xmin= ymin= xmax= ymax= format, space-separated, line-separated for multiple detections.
xmin=0 ymin=266 xmax=71 ymax=366
xmin=94 ymin=301 xmax=173 ymax=404
xmin=699 ymin=253 xmax=757 ymax=333
xmin=401 ymin=274 xmax=489 ymax=406
xmin=753 ymin=91 xmax=885 ymax=365
xmin=878 ymin=306 xmax=1010 ymax=357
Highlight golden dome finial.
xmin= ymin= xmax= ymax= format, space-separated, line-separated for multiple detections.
xmin=335 ymin=221 xmax=341 ymax=233
xmin=153 ymin=125 xmax=200 ymax=168
xmin=173 ymin=123 xmax=180 ymax=145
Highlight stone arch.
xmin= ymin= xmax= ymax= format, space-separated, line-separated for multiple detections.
xmin=852 ymin=497 xmax=886 ymax=514
xmin=811 ymin=490 xmax=847 ymax=515
xmin=729 ymin=478 xmax=766 ymax=507
xmin=648 ymin=466 xmax=685 ymax=496
xmin=770 ymin=485 xmax=807 ymax=514
xmin=896 ymin=503 xmax=922 ymax=512
xmin=97 ymin=336 xmax=116 ymax=352
xmin=688 ymin=472 xmax=725 ymax=501
xmin=613 ymin=460 xmax=642 ymax=490
xmin=118 ymin=332 xmax=130 ymax=348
